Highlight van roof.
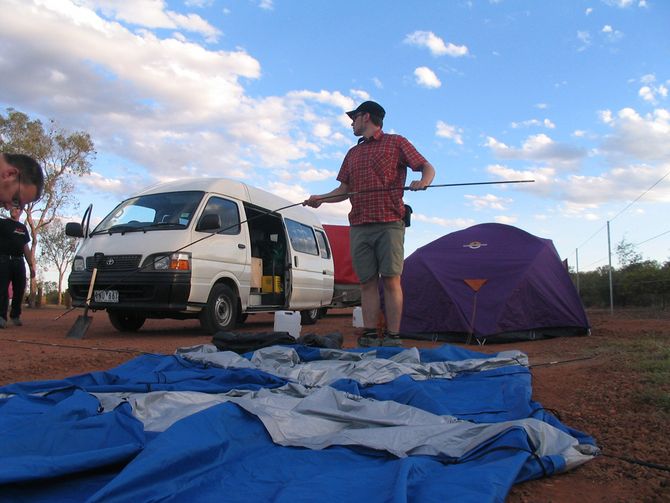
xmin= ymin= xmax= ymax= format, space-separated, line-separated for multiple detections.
xmin=137 ymin=177 xmax=324 ymax=228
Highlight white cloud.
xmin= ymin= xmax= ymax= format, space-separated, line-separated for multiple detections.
xmin=464 ymin=193 xmax=513 ymax=210
xmin=577 ymin=30 xmax=591 ymax=51
xmin=297 ymin=167 xmax=338 ymax=182
xmin=0 ymin=1 xmax=373 ymax=192
xmin=414 ymin=67 xmax=442 ymax=89
xmin=435 ymin=120 xmax=463 ymax=144
xmin=485 ymin=134 xmax=586 ymax=164
xmin=258 ymin=0 xmax=274 ymax=10
xmin=510 ymin=118 xmax=556 ymax=129
xmin=600 ymin=107 xmax=670 ymax=161
xmin=599 ymin=109 xmax=614 ymax=124
xmin=559 ymin=201 xmax=601 ymax=220
xmin=404 ymin=31 xmax=468 ymax=57
xmin=413 ymin=213 xmax=475 ymax=229
xmin=494 ymin=215 xmax=518 ymax=224
xmin=185 ymin=0 xmax=213 ymax=7
xmin=602 ymin=0 xmax=635 ymax=7
xmin=637 ymin=75 xmax=668 ymax=104
xmin=78 ymin=0 xmax=221 ymax=41
xmin=601 ymin=24 xmax=623 ymax=42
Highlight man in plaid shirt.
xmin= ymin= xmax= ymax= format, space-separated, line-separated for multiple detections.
xmin=305 ymin=101 xmax=435 ymax=346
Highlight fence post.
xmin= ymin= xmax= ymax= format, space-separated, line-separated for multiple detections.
xmin=575 ymin=248 xmax=580 ymax=294
xmin=607 ymin=221 xmax=614 ymax=315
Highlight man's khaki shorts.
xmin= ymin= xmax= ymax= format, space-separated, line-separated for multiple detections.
xmin=350 ymin=221 xmax=405 ymax=283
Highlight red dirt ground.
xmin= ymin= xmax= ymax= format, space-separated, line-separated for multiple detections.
xmin=1 ymin=307 xmax=668 ymax=502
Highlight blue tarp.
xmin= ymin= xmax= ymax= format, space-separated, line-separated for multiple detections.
xmin=0 ymin=344 xmax=596 ymax=502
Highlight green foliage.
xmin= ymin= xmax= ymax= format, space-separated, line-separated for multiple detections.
xmin=616 ymin=238 xmax=643 ymax=268
xmin=574 ymin=243 xmax=670 ymax=309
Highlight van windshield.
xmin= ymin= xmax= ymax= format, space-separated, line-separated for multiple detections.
xmin=92 ymin=191 xmax=205 ymax=235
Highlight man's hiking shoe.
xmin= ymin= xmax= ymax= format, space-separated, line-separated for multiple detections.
xmin=11 ymin=318 xmax=22 ymax=327
xmin=380 ymin=331 xmax=403 ymax=347
xmin=380 ymin=337 xmax=403 ymax=347
xmin=0 ymin=318 xmax=6 ymax=329
xmin=357 ymin=328 xmax=379 ymax=347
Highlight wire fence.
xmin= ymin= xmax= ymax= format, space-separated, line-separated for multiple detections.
xmin=568 ymin=169 xmax=670 ymax=312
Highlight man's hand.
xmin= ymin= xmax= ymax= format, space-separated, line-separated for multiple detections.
xmin=408 ymin=180 xmax=429 ymax=191
xmin=303 ymin=196 xmax=323 ymax=208
xmin=29 ymin=265 xmax=36 ymax=278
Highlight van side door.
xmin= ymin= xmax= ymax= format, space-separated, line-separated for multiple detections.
xmin=284 ymin=219 xmax=333 ymax=309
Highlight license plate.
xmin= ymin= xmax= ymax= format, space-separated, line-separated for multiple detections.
xmin=94 ymin=289 xmax=119 ymax=303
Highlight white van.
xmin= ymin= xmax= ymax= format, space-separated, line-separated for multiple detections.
xmin=66 ymin=178 xmax=335 ymax=333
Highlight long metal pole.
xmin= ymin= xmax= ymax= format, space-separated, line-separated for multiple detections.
xmin=607 ymin=221 xmax=614 ymax=315
xmin=349 ymin=179 xmax=535 ymax=194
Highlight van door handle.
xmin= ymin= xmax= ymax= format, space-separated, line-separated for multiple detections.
xmin=238 ymin=243 xmax=246 ymax=249
xmin=294 ymin=256 xmax=298 ymax=267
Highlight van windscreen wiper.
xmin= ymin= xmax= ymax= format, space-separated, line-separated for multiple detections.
xmin=144 ymin=222 xmax=187 ymax=230
xmin=94 ymin=224 xmax=149 ymax=235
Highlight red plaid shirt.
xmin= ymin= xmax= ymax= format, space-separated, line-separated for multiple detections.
xmin=337 ymin=131 xmax=428 ymax=225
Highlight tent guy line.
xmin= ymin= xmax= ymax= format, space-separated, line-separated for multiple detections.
xmin=0 ymin=337 xmax=602 ymax=369
xmin=0 ymin=338 xmax=146 ymax=355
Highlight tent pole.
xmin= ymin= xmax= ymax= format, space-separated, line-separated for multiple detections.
xmin=607 ymin=221 xmax=614 ymax=315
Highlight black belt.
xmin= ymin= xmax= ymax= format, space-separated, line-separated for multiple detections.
xmin=0 ymin=254 xmax=24 ymax=260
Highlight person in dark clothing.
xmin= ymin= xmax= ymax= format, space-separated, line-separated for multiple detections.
xmin=0 ymin=207 xmax=35 ymax=327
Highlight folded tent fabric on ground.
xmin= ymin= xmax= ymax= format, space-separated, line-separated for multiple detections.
xmin=0 ymin=343 xmax=597 ymax=502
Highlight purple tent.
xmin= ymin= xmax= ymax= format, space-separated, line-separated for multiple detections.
xmin=400 ymin=223 xmax=589 ymax=342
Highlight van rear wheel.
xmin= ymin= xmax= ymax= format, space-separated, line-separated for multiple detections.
xmin=108 ymin=310 xmax=146 ymax=332
xmin=300 ymin=308 xmax=320 ymax=325
xmin=201 ymin=283 xmax=238 ymax=334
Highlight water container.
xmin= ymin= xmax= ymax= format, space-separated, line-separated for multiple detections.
xmin=352 ymin=306 xmax=364 ymax=328
xmin=274 ymin=310 xmax=301 ymax=339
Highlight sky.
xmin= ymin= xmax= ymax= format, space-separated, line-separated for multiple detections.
xmin=1 ymin=0 xmax=669 ymax=282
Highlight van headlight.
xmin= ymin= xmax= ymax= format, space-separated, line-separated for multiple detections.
xmin=73 ymin=257 xmax=85 ymax=272
xmin=143 ymin=252 xmax=191 ymax=271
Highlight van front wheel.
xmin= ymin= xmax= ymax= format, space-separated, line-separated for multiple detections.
xmin=201 ymin=283 xmax=238 ymax=334
xmin=108 ymin=310 xmax=146 ymax=332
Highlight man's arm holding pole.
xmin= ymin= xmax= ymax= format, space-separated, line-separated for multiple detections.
xmin=304 ymin=182 xmax=350 ymax=208
xmin=408 ymin=161 xmax=436 ymax=191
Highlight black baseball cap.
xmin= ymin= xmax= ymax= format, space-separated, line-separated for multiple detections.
xmin=346 ymin=101 xmax=386 ymax=119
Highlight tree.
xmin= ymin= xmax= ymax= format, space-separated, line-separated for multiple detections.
xmin=38 ymin=219 xmax=78 ymax=305
xmin=0 ymin=108 xmax=95 ymax=305
xmin=616 ymin=238 xmax=643 ymax=268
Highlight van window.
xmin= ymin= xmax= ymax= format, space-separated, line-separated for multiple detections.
xmin=285 ymin=219 xmax=318 ymax=255
xmin=197 ymin=196 xmax=241 ymax=234
xmin=92 ymin=191 xmax=203 ymax=235
xmin=315 ymin=229 xmax=331 ymax=259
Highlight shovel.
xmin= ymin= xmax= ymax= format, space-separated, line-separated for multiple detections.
xmin=66 ymin=267 xmax=98 ymax=339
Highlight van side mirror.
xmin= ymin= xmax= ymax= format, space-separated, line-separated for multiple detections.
xmin=198 ymin=213 xmax=221 ymax=231
xmin=65 ymin=222 xmax=84 ymax=238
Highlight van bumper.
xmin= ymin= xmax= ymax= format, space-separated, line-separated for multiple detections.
xmin=68 ymin=270 xmax=191 ymax=311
